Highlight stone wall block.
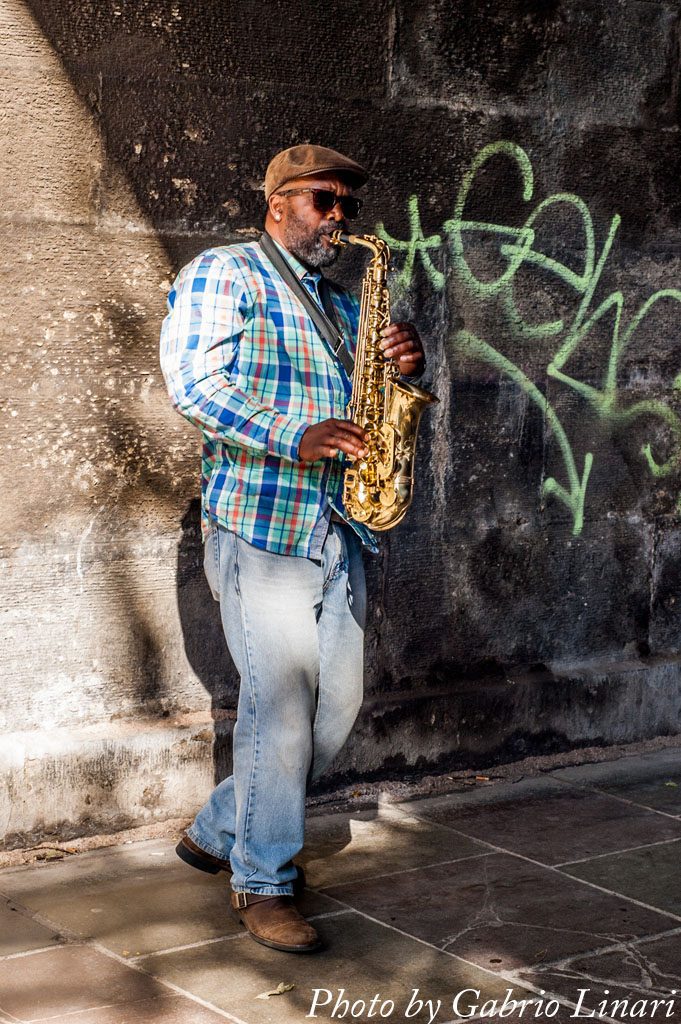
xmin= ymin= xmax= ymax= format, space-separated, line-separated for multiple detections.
xmin=26 ymin=0 xmax=391 ymax=98
xmin=374 ymin=516 xmax=652 ymax=680
xmin=0 ymin=64 xmax=100 ymax=223
xmin=392 ymin=0 xmax=680 ymax=129
xmin=650 ymin=520 xmax=681 ymax=653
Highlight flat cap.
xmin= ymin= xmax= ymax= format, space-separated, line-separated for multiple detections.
xmin=264 ymin=144 xmax=368 ymax=201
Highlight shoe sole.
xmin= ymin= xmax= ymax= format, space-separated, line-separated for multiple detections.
xmin=175 ymin=839 xmax=228 ymax=875
xmin=176 ymin=839 xmax=307 ymax=895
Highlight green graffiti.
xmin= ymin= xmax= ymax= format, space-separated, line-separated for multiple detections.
xmin=377 ymin=141 xmax=681 ymax=534
xmin=376 ymin=196 xmax=444 ymax=293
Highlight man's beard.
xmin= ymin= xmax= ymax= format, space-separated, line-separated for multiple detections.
xmin=282 ymin=210 xmax=344 ymax=268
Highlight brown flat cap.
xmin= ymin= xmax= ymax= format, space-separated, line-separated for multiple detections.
xmin=264 ymin=144 xmax=368 ymax=201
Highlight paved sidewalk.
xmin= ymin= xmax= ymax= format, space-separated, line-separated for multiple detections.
xmin=1 ymin=748 xmax=681 ymax=1023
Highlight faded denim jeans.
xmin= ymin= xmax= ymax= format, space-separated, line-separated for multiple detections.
xmin=186 ymin=518 xmax=367 ymax=895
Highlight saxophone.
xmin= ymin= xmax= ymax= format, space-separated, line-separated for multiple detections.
xmin=330 ymin=230 xmax=438 ymax=531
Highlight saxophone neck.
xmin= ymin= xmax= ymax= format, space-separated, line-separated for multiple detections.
xmin=329 ymin=230 xmax=390 ymax=267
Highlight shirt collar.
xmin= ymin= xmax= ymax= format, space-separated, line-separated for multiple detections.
xmin=272 ymin=237 xmax=322 ymax=286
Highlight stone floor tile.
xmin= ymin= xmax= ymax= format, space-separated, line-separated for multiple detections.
xmin=323 ymin=853 xmax=676 ymax=973
xmin=398 ymin=777 xmax=566 ymax=816
xmin=50 ymin=994 xmax=233 ymax=1022
xmin=589 ymin=776 xmax=681 ymax=815
xmin=301 ymin=810 xmax=488 ymax=889
xmin=141 ymin=908 xmax=535 ymax=1024
xmin=550 ymin=747 xmax=681 ymax=787
xmin=551 ymin=751 xmax=681 ymax=815
xmin=410 ymin=787 xmax=681 ymax=865
xmin=0 ymin=898 xmax=63 ymax=956
xmin=519 ymin=931 xmax=681 ymax=1018
xmin=0 ymin=840 xmax=339 ymax=956
xmin=0 ymin=945 xmax=167 ymax=1021
xmin=562 ymin=839 xmax=681 ymax=914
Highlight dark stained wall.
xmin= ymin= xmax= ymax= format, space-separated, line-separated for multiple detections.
xmin=2 ymin=0 xmax=681 ymax=845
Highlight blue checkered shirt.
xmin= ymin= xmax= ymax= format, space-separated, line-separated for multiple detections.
xmin=160 ymin=238 xmax=379 ymax=558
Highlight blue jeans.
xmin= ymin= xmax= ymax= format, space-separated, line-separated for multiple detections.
xmin=186 ymin=518 xmax=367 ymax=895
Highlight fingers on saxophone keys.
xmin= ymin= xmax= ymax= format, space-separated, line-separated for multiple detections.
xmin=380 ymin=322 xmax=407 ymax=336
xmin=334 ymin=419 xmax=367 ymax=445
xmin=380 ymin=324 xmax=410 ymax=349
xmin=325 ymin=421 xmax=366 ymax=459
xmin=334 ymin=434 xmax=367 ymax=459
xmin=380 ymin=339 xmax=414 ymax=358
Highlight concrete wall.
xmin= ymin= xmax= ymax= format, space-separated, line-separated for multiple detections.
xmin=2 ymin=0 xmax=681 ymax=847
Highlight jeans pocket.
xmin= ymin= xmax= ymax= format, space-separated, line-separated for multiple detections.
xmin=203 ymin=522 xmax=221 ymax=601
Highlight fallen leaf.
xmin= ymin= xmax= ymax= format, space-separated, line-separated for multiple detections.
xmin=256 ymin=982 xmax=295 ymax=1000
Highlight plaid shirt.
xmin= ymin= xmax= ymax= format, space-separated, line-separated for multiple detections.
xmin=160 ymin=238 xmax=379 ymax=558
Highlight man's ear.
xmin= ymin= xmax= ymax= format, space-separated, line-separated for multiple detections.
xmin=268 ymin=195 xmax=283 ymax=223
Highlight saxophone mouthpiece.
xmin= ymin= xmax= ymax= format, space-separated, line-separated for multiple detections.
xmin=329 ymin=230 xmax=350 ymax=246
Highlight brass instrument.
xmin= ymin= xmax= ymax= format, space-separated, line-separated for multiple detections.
xmin=330 ymin=230 xmax=438 ymax=531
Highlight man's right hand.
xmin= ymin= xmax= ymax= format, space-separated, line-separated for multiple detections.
xmin=298 ymin=418 xmax=368 ymax=462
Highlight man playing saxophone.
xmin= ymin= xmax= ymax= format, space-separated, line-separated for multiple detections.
xmin=160 ymin=144 xmax=425 ymax=954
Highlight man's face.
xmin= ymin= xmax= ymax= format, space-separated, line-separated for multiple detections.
xmin=270 ymin=173 xmax=355 ymax=268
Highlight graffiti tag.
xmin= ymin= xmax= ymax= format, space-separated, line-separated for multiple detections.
xmin=376 ymin=141 xmax=681 ymax=534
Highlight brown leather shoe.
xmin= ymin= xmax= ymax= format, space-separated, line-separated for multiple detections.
xmin=175 ymin=835 xmax=307 ymax=895
xmin=230 ymin=891 xmax=321 ymax=953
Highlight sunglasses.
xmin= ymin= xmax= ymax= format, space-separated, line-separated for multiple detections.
xmin=275 ymin=187 xmax=362 ymax=220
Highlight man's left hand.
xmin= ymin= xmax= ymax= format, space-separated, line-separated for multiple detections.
xmin=380 ymin=322 xmax=425 ymax=377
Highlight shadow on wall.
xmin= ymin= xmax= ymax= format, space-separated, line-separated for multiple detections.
xmin=177 ymin=499 xmax=238 ymax=784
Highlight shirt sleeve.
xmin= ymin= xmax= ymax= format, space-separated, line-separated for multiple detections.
xmin=159 ymin=250 xmax=310 ymax=461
